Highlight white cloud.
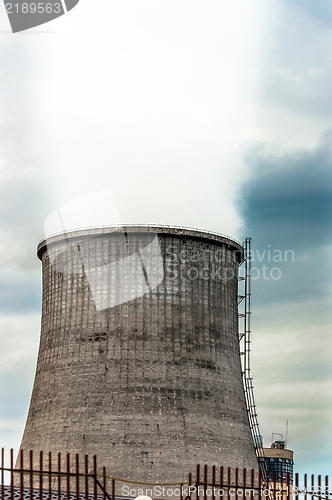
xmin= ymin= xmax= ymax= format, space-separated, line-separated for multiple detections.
xmin=0 ymin=314 xmax=39 ymax=373
xmin=245 ymin=0 xmax=332 ymax=150
xmin=0 ymin=0 xmax=268 ymax=239
xmin=250 ymin=298 xmax=332 ymax=473
xmin=0 ymin=314 xmax=40 ymax=452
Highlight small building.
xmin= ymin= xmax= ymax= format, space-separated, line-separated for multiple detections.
xmin=259 ymin=440 xmax=294 ymax=484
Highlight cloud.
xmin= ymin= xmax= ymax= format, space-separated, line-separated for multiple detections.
xmin=0 ymin=37 xmax=55 ymax=270
xmin=252 ymin=299 xmax=332 ymax=383
xmin=247 ymin=0 xmax=332 ymax=152
xmin=244 ymin=130 xmax=332 ymax=241
xmin=242 ymin=131 xmax=332 ymax=474
xmin=0 ymin=175 xmax=53 ymax=269
xmin=0 ymin=313 xmax=39 ymax=450
xmin=0 ymin=313 xmax=40 ymax=374
xmin=280 ymin=0 xmax=332 ymax=28
xmin=0 ymin=269 xmax=41 ymax=313
xmin=251 ymin=299 xmax=332 ymax=475
xmin=240 ymin=131 xmax=332 ymax=305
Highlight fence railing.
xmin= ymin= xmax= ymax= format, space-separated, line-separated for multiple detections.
xmin=0 ymin=449 xmax=331 ymax=500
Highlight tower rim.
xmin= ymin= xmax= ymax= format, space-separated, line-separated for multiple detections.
xmin=37 ymin=224 xmax=244 ymax=261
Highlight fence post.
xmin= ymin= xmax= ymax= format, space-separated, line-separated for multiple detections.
xmin=325 ymin=476 xmax=329 ymax=500
xmin=258 ymin=467 xmax=262 ymax=500
xmin=295 ymin=473 xmax=299 ymax=500
xmin=227 ymin=467 xmax=231 ymax=500
xmin=204 ymin=464 xmax=208 ymax=500
xmin=48 ymin=451 xmax=52 ymax=498
xmin=57 ymin=452 xmax=61 ymax=500
xmin=19 ymin=449 xmax=24 ymax=499
xmin=250 ymin=468 xmax=254 ymax=500
xmin=93 ymin=454 xmax=97 ymax=500
xmin=196 ymin=464 xmax=200 ymax=500
xmin=85 ymin=454 xmax=89 ymax=500
xmin=1 ymin=448 xmax=4 ymax=499
xmin=29 ymin=450 xmax=33 ymax=499
xmin=76 ymin=454 xmax=80 ymax=499
xmin=220 ymin=467 xmax=224 ymax=490
xmin=188 ymin=472 xmax=192 ymax=500
xmin=66 ymin=453 xmax=70 ymax=499
xmin=39 ymin=450 xmax=43 ymax=498
xmin=236 ymin=468 xmax=240 ymax=500
xmin=112 ymin=476 xmax=115 ymax=500
xmin=9 ymin=448 xmax=14 ymax=500
xmin=10 ymin=448 xmax=13 ymax=500
xmin=102 ymin=466 xmax=105 ymax=500
xmin=212 ymin=465 xmax=216 ymax=500
xmin=242 ymin=468 xmax=246 ymax=500
xmin=304 ymin=474 xmax=307 ymax=500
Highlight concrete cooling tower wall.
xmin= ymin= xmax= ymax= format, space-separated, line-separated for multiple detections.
xmin=19 ymin=225 xmax=258 ymax=482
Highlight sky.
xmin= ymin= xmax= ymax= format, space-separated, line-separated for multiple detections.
xmin=0 ymin=0 xmax=331 ymax=478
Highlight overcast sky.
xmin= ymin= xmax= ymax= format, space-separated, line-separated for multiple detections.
xmin=0 ymin=0 xmax=331 ymax=477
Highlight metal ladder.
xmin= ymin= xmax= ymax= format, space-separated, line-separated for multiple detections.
xmin=238 ymin=237 xmax=267 ymax=476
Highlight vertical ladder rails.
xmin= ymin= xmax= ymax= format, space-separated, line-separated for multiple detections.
xmin=238 ymin=237 xmax=267 ymax=475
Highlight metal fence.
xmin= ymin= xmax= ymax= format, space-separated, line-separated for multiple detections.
xmin=0 ymin=449 xmax=331 ymax=500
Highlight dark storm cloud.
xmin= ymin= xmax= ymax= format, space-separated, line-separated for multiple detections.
xmin=242 ymin=130 xmax=332 ymax=304
xmin=244 ymin=130 xmax=332 ymax=245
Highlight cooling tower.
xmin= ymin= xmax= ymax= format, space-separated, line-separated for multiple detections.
xmin=20 ymin=225 xmax=258 ymax=482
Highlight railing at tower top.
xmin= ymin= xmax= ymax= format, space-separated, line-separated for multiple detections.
xmin=238 ymin=238 xmax=266 ymax=473
xmin=38 ymin=224 xmax=243 ymax=248
xmin=1 ymin=449 xmax=331 ymax=500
